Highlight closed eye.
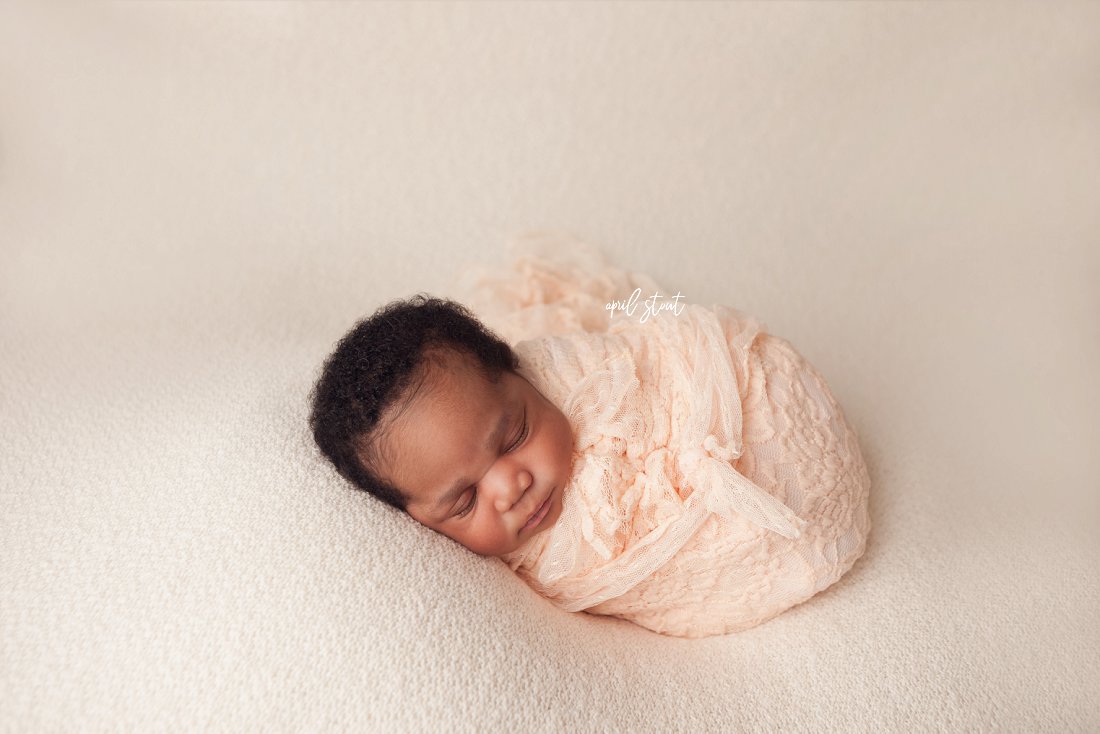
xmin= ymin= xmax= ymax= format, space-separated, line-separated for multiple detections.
xmin=506 ymin=411 xmax=529 ymax=453
xmin=455 ymin=490 xmax=476 ymax=518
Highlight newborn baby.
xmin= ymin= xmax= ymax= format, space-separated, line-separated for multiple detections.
xmin=309 ymin=296 xmax=575 ymax=557
xmin=309 ymin=237 xmax=871 ymax=638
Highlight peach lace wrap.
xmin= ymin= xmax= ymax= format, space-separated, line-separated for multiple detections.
xmin=455 ymin=235 xmax=871 ymax=638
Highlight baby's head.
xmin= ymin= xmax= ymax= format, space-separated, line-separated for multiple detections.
xmin=309 ymin=295 xmax=573 ymax=557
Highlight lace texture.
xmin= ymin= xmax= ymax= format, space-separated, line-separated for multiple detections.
xmin=455 ymin=234 xmax=871 ymax=638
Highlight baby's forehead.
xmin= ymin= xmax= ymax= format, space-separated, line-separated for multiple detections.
xmin=408 ymin=351 xmax=511 ymax=414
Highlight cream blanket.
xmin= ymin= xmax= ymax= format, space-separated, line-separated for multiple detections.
xmin=461 ymin=237 xmax=871 ymax=638
xmin=5 ymin=3 xmax=1098 ymax=729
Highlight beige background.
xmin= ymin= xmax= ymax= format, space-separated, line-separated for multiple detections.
xmin=1 ymin=2 xmax=1097 ymax=730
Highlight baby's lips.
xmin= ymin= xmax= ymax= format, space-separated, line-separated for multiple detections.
xmin=523 ymin=491 xmax=551 ymax=528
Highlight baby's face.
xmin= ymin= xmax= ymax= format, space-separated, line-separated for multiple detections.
xmin=374 ymin=350 xmax=573 ymax=557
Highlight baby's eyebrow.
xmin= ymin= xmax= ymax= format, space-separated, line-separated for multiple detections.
xmin=432 ymin=406 xmax=512 ymax=517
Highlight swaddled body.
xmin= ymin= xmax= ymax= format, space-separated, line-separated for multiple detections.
xmin=460 ymin=238 xmax=871 ymax=638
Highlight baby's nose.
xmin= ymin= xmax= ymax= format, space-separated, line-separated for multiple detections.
xmin=492 ymin=469 xmax=534 ymax=513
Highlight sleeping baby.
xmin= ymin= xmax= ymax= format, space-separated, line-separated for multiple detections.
xmin=308 ymin=236 xmax=871 ymax=638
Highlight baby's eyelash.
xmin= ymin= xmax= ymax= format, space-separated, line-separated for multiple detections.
xmin=457 ymin=492 xmax=476 ymax=517
xmin=507 ymin=417 xmax=529 ymax=452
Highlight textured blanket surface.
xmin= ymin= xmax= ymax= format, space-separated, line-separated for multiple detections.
xmin=2 ymin=2 xmax=1097 ymax=731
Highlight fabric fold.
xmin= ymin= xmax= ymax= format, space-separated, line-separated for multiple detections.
xmin=682 ymin=452 xmax=806 ymax=540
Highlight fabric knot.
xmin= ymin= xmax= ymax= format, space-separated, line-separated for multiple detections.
xmin=676 ymin=447 xmax=709 ymax=480
xmin=701 ymin=434 xmax=734 ymax=462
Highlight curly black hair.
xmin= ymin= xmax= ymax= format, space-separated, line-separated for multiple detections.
xmin=308 ymin=294 xmax=519 ymax=512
